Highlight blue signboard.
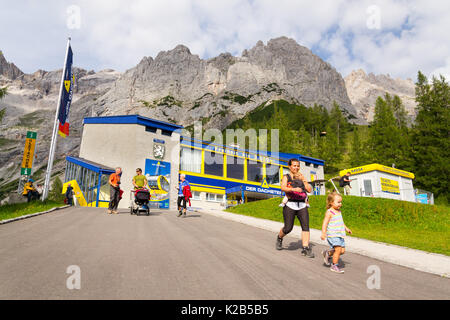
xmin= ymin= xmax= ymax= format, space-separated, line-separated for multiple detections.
xmin=145 ymin=159 xmax=171 ymax=209
xmin=416 ymin=193 xmax=428 ymax=204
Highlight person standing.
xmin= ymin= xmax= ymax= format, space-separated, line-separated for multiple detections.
xmin=339 ymin=172 xmax=352 ymax=195
xmin=65 ymin=183 xmax=74 ymax=206
xmin=320 ymin=192 xmax=352 ymax=273
xmin=276 ymin=159 xmax=314 ymax=258
xmin=176 ymin=174 xmax=190 ymax=217
xmin=132 ymin=168 xmax=148 ymax=190
xmin=108 ymin=167 xmax=122 ymax=214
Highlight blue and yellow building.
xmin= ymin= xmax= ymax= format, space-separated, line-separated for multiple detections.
xmin=64 ymin=115 xmax=325 ymax=210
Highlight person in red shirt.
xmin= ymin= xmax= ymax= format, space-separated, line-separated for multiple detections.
xmin=108 ymin=167 xmax=122 ymax=214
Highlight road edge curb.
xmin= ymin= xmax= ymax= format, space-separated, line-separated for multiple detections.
xmin=199 ymin=208 xmax=450 ymax=278
xmin=0 ymin=205 xmax=71 ymax=225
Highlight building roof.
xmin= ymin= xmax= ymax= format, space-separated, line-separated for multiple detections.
xmin=66 ymin=156 xmax=115 ymax=174
xmin=83 ymin=114 xmax=183 ymax=132
xmin=339 ymin=163 xmax=415 ymax=179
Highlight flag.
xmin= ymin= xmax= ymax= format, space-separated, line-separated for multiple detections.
xmin=58 ymin=44 xmax=73 ymax=138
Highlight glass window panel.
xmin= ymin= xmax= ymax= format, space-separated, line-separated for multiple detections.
xmin=204 ymin=151 xmax=223 ymax=176
xmin=226 ymin=156 xmax=244 ymax=180
xmin=99 ymin=174 xmax=110 ymax=201
xmin=193 ymin=191 xmax=201 ymax=200
xmin=180 ymin=147 xmax=202 ymax=173
xmin=75 ymin=165 xmax=81 ymax=185
xmin=266 ymin=164 xmax=280 ymax=185
xmin=247 ymin=160 xmax=263 ymax=182
xmin=281 ymin=166 xmax=289 ymax=179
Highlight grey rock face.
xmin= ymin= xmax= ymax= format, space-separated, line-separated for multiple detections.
xmin=345 ymin=69 xmax=417 ymax=122
xmin=0 ymin=50 xmax=24 ymax=80
xmin=0 ymin=65 xmax=120 ymax=197
xmin=92 ymin=36 xmax=358 ymax=130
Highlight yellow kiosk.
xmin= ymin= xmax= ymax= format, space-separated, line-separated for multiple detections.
xmin=339 ymin=164 xmax=416 ymax=202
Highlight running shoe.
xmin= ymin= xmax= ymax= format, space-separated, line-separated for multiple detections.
xmin=330 ymin=264 xmax=344 ymax=273
xmin=322 ymin=250 xmax=331 ymax=266
xmin=304 ymin=246 xmax=315 ymax=258
xmin=177 ymin=210 xmax=182 ymax=217
xmin=276 ymin=236 xmax=283 ymax=250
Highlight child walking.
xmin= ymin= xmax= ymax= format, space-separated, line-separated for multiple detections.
xmin=320 ymin=192 xmax=352 ymax=273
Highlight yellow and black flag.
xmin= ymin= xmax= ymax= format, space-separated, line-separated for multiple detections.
xmin=57 ymin=44 xmax=73 ymax=138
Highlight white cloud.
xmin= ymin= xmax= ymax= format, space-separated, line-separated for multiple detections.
xmin=0 ymin=0 xmax=449 ymax=81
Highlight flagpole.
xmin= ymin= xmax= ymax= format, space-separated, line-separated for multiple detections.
xmin=42 ymin=37 xmax=71 ymax=201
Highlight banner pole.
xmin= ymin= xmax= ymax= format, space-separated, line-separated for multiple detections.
xmin=42 ymin=38 xmax=71 ymax=201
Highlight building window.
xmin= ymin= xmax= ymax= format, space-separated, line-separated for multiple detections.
xmin=266 ymin=164 xmax=280 ymax=185
xmin=204 ymin=151 xmax=223 ymax=176
xmin=180 ymin=147 xmax=202 ymax=173
xmin=161 ymin=129 xmax=172 ymax=136
xmin=206 ymin=193 xmax=224 ymax=202
xmin=305 ymin=162 xmax=311 ymax=167
xmin=146 ymin=126 xmax=157 ymax=133
xmin=281 ymin=166 xmax=289 ymax=179
xmin=247 ymin=160 xmax=263 ymax=182
xmin=192 ymin=191 xmax=201 ymax=200
xmin=313 ymin=164 xmax=319 ymax=168
xmin=226 ymin=156 xmax=244 ymax=180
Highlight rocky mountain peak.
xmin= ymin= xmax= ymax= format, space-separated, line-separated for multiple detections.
xmin=345 ymin=70 xmax=417 ymax=122
xmin=0 ymin=50 xmax=24 ymax=80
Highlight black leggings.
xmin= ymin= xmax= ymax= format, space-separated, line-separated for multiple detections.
xmin=177 ymin=196 xmax=186 ymax=210
xmin=282 ymin=205 xmax=310 ymax=234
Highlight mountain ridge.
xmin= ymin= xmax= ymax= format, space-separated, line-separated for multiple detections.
xmin=0 ymin=37 xmax=417 ymax=202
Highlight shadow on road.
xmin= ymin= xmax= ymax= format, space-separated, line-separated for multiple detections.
xmin=116 ymin=211 xmax=164 ymax=216
xmin=286 ymin=241 xmax=317 ymax=251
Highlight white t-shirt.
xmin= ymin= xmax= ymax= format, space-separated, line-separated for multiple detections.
xmin=285 ymin=200 xmax=308 ymax=211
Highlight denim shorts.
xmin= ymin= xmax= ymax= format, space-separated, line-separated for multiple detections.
xmin=327 ymin=237 xmax=345 ymax=248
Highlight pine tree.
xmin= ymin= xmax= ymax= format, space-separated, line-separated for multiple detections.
xmin=0 ymin=86 xmax=7 ymax=99
xmin=349 ymin=128 xmax=363 ymax=167
xmin=392 ymin=94 xmax=408 ymax=128
xmin=412 ymin=72 xmax=450 ymax=202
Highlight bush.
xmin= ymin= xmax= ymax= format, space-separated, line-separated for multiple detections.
xmin=48 ymin=176 xmax=65 ymax=203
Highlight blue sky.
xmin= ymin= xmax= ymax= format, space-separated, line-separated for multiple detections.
xmin=0 ymin=0 xmax=449 ymax=80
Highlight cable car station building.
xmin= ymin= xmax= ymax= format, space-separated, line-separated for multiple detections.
xmin=64 ymin=115 xmax=325 ymax=210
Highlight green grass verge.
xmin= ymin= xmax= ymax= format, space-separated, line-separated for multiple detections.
xmin=226 ymin=196 xmax=450 ymax=256
xmin=0 ymin=200 xmax=63 ymax=221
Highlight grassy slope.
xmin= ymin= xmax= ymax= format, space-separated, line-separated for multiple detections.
xmin=0 ymin=200 xmax=63 ymax=221
xmin=226 ymin=196 xmax=450 ymax=256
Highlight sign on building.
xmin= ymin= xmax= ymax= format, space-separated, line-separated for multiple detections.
xmin=380 ymin=177 xmax=400 ymax=195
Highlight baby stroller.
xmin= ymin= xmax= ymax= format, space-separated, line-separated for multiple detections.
xmin=130 ymin=188 xmax=151 ymax=215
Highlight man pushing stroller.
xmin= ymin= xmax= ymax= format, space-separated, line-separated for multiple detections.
xmin=132 ymin=168 xmax=152 ymax=211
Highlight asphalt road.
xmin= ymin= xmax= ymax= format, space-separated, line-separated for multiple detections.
xmin=0 ymin=207 xmax=449 ymax=299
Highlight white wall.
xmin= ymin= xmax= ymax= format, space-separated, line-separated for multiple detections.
xmin=79 ymin=123 xmax=180 ymax=209
xmin=350 ymin=171 xmax=415 ymax=202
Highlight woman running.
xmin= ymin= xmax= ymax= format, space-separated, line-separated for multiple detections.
xmin=276 ymin=159 xmax=314 ymax=258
